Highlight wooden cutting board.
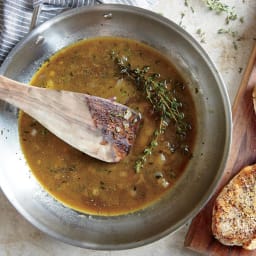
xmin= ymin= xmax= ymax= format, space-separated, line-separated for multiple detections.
xmin=184 ymin=43 xmax=256 ymax=256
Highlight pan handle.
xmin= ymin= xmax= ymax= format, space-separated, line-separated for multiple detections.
xmin=29 ymin=1 xmax=103 ymax=31
xmin=30 ymin=5 xmax=42 ymax=31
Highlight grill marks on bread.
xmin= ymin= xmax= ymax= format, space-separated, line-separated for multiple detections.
xmin=212 ymin=164 xmax=256 ymax=250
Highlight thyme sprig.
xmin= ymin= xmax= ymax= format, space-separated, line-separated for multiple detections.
xmin=202 ymin=0 xmax=237 ymax=24
xmin=135 ymin=130 xmax=160 ymax=173
xmin=112 ymin=52 xmax=190 ymax=172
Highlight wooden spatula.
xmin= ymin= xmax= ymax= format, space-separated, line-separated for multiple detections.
xmin=0 ymin=75 xmax=141 ymax=163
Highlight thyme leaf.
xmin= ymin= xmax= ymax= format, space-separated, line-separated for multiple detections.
xmin=179 ymin=12 xmax=185 ymax=27
xmin=217 ymin=28 xmax=241 ymax=50
xmin=184 ymin=0 xmax=195 ymax=13
xmin=196 ymin=28 xmax=206 ymax=43
xmin=112 ymin=52 xmax=190 ymax=172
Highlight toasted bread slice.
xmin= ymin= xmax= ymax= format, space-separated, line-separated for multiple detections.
xmin=212 ymin=164 xmax=256 ymax=250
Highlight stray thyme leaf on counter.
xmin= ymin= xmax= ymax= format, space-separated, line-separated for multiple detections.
xmin=184 ymin=0 xmax=195 ymax=13
xmin=217 ymin=28 xmax=240 ymax=50
xmin=179 ymin=12 xmax=185 ymax=27
xmin=111 ymin=52 xmax=190 ymax=172
xmin=196 ymin=28 xmax=206 ymax=43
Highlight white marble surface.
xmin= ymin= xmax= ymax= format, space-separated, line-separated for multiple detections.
xmin=0 ymin=1 xmax=256 ymax=255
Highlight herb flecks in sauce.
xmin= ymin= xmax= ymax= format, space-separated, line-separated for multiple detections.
xmin=19 ymin=37 xmax=196 ymax=216
xmin=112 ymin=53 xmax=191 ymax=172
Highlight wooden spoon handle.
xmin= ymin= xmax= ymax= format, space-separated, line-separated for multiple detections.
xmin=0 ymin=75 xmax=141 ymax=162
xmin=0 ymin=75 xmax=42 ymax=110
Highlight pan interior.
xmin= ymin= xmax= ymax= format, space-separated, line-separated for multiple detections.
xmin=0 ymin=5 xmax=231 ymax=250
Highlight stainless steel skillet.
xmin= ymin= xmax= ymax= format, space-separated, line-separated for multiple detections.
xmin=0 ymin=4 xmax=231 ymax=250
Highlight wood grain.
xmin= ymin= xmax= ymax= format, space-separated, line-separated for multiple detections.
xmin=0 ymin=75 xmax=141 ymax=163
xmin=184 ymin=43 xmax=256 ymax=256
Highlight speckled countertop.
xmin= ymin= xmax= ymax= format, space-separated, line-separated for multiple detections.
xmin=0 ymin=1 xmax=255 ymax=256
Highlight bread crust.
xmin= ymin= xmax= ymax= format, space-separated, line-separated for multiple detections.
xmin=212 ymin=164 xmax=256 ymax=250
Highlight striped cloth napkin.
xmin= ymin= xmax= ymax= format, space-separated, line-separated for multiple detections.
xmin=0 ymin=0 xmax=157 ymax=66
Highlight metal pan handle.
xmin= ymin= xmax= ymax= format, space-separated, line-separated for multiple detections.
xmin=29 ymin=0 xmax=103 ymax=31
xmin=30 ymin=5 xmax=42 ymax=31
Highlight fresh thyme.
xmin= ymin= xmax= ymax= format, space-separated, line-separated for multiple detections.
xmin=179 ymin=12 xmax=185 ymax=27
xmin=112 ymin=52 xmax=190 ymax=172
xmin=135 ymin=130 xmax=160 ymax=173
xmin=217 ymin=28 xmax=241 ymax=49
xmin=218 ymin=28 xmax=238 ymax=37
xmin=180 ymin=0 xmax=243 ymax=49
xmin=184 ymin=0 xmax=195 ymax=13
xmin=239 ymin=17 xmax=244 ymax=24
xmin=202 ymin=0 xmax=237 ymax=24
xmin=202 ymin=1 xmax=243 ymax=49
xmin=196 ymin=28 xmax=206 ymax=43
